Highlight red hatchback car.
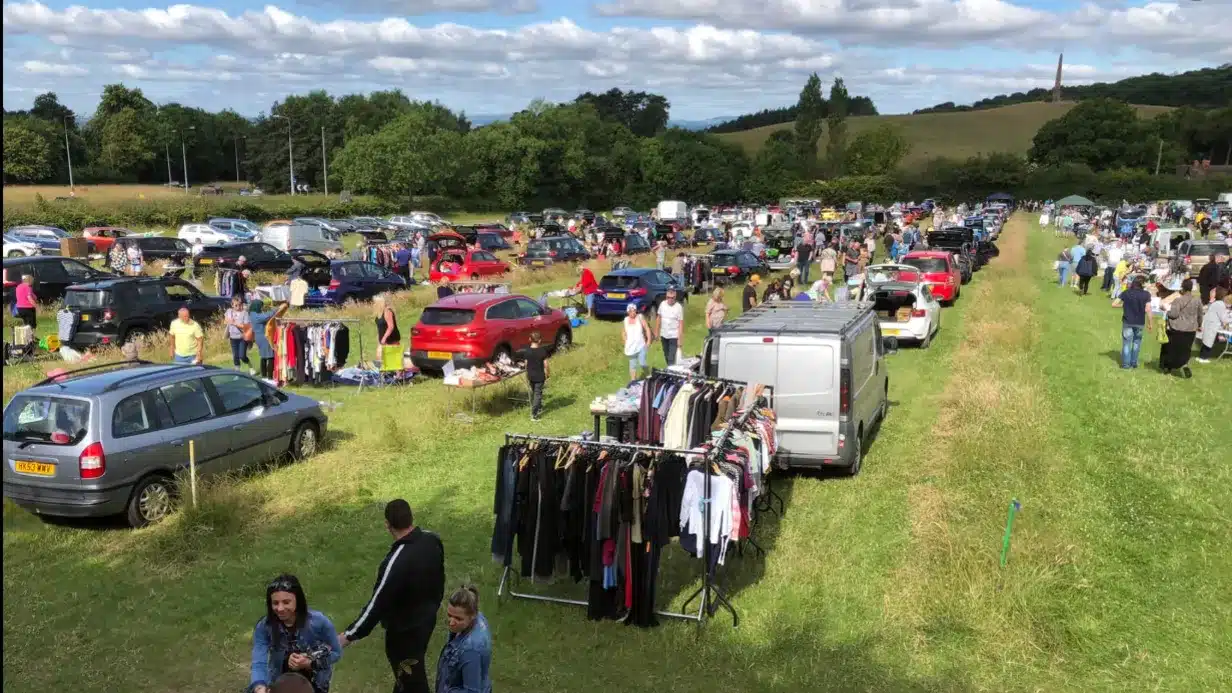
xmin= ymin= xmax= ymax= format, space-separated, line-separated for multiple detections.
xmin=82 ymin=226 xmax=133 ymax=254
xmin=409 ymin=293 xmax=572 ymax=371
xmin=428 ymin=232 xmax=510 ymax=282
xmin=902 ymin=250 xmax=962 ymax=304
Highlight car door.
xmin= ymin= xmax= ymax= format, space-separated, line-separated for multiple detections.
xmin=164 ymin=281 xmax=216 ymax=324
xmin=203 ymin=373 xmax=280 ymax=466
xmin=30 ymin=260 xmax=70 ymax=301
xmin=108 ymin=390 xmax=176 ymax=489
xmin=484 ymin=299 xmax=521 ymax=355
xmin=132 ymin=282 xmax=171 ymax=328
xmin=350 ymin=262 xmax=382 ymax=300
xmin=368 ymin=262 xmax=404 ymax=293
xmin=149 ymin=377 xmax=230 ymax=476
xmin=512 ymin=297 xmax=550 ymax=356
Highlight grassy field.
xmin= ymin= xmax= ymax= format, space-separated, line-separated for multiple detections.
xmin=716 ymin=102 xmax=1173 ymax=168
xmin=3 ymin=214 xmax=1230 ymax=692
xmin=2 ymin=182 xmax=368 ymax=211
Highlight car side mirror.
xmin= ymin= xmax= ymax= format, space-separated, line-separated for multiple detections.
xmin=882 ymin=336 xmax=899 ymax=354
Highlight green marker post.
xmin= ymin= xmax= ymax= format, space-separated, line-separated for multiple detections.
xmin=1000 ymin=498 xmax=1021 ymax=568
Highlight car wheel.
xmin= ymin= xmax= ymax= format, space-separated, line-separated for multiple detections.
xmin=920 ymin=329 xmax=932 ymax=349
xmin=553 ymin=329 xmax=572 ymax=352
xmin=492 ymin=344 xmax=512 ymax=363
xmin=846 ymin=427 xmax=863 ymax=477
xmin=119 ymin=325 xmax=149 ymax=346
xmin=289 ymin=420 xmax=320 ymax=460
xmin=125 ymin=474 xmax=176 ymax=528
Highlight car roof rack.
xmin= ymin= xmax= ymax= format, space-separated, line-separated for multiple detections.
xmin=101 ymin=363 xmax=221 ymax=393
xmin=36 ymin=359 xmax=155 ymax=387
xmin=713 ymin=300 xmax=873 ymax=337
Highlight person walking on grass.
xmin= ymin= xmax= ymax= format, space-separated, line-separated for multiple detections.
xmin=523 ymin=331 xmax=549 ymax=421
xmin=339 ymin=499 xmax=445 ymax=693
xmin=1162 ymin=278 xmax=1203 ymax=378
xmin=247 ymin=574 xmax=342 ymax=693
xmin=224 ymin=295 xmax=255 ymax=374
xmin=1118 ymin=276 xmax=1153 ymax=369
xmin=126 ymin=241 xmax=144 ymax=276
xmin=14 ymin=274 xmax=37 ymax=328
xmin=654 ymin=240 xmax=667 ymax=270
xmin=1075 ymin=247 xmax=1098 ymax=295
xmin=742 ymin=275 xmax=761 ymax=312
xmin=435 ymin=585 xmax=492 ymax=693
xmin=705 ymin=287 xmax=727 ymax=335
xmin=168 ymin=305 xmax=204 ymax=365
xmin=654 ymin=289 xmax=684 ymax=367
xmin=623 ymin=303 xmax=651 ymax=381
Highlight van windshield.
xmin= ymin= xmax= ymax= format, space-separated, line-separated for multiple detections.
xmin=2 ymin=395 xmax=91 ymax=445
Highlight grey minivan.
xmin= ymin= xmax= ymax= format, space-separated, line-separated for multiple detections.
xmin=2 ymin=361 xmax=328 ymax=527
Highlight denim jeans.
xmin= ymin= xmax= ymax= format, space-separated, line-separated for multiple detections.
xmin=529 ymin=381 xmax=544 ymax=417
xmin=229 ymin=338 xmax=250 ymax=367
xmin=672 ymin=272 xmax=685 ymax=289
xmin=1058 ymin=264 xmax=1071 ymax=287
xmin=798 ymin=262 xmax=811 ymax=284
xmin=1121 ymin=324 xmax=1144 ymax=368
xmin=1101 ymin=266 xmax=1115 ymax=291
xmin=173 ymin=353 xmax=196 ymax=364
xmin=661 ymin=337 xmax=678 ymax=366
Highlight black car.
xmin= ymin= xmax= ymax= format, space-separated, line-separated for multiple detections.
xmin=692 ymin=227 xmax=720 ymax=245
xmin=521 ymin=236 xmax=590 ymax=267
xmin=450 ymin=226 xmax=479 ymax=244
xmin=3 ymin=256 xmax=114 ymax=305
xmin=927 ymin=228 xmax=981 ymax=270
xmin=477 ymin=232 xmax=511 ymax=253
xmin=60 ymin=276 xmax=229 ymax=348
xmin=710 ymin=249 xmax=769 ymax=283
xmin=194 ymin=242 xmax=293 ymax=272
xmin=118 ymin=235 xmax=193 ymax=262
xmin=538 ymin=223 xmax=566 ymax=237
xmin=574 ymin=209 xmax=596 ymax=223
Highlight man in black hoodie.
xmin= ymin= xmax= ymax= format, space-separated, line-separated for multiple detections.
xmin=339 ymin=499 xmax=444 ymax=693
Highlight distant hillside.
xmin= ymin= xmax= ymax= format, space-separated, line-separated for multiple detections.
xmin=915 ymin=66 xmax=1231 ymax=113
xmin=705 ymin=95 xmax=878 ymax=134
xmin=716 ymin=101 xmax=1173 ymax=169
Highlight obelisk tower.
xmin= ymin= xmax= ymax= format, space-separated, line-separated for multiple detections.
xmin=1052 ymin=53 xmax=1063 ymax=103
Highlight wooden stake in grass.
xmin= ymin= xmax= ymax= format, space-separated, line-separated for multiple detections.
xmin=189 ymin=439 xmax=198 ymax=508
xmin=1000 ymin=498 xmax=1021 ymax=568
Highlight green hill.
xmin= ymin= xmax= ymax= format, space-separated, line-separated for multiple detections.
xmin=715 ymin=101 xmax=1173 ymax=169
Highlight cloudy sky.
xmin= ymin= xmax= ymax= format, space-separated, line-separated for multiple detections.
xmin=2 ymin=1 xmax=1228 ymax=121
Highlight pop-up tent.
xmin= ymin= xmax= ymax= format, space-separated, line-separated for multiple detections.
xmin=1056 ymin=194 xmax=1095 ymax=207
xmin=986 ymin=192 xmax=1014 ymax=202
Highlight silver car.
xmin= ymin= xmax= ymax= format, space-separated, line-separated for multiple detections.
xmin=2 ymin=362 xmax=328 ymax=527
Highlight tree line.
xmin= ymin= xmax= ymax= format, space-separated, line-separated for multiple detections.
xmin=914 ymin=66 xmax=1232 ymax=114
xmin=703 ymin=95 xmax=877 ymax=134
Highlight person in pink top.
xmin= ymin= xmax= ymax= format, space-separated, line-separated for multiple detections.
xmin=14 ymin=274 xmax=37 ymax=327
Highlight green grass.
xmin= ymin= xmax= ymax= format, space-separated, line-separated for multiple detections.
xmin=3 ymin=215 xmax=1230 ymax=692
xmin=716 ymin=102 xmax=1173 ymax=169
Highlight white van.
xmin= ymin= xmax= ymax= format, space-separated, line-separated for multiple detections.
xmin=1218 ymin=193 xmax=1232 ymax=205
xmin=703 ymin=301 xmax=896 ymax=475
xmin=261 ymin=222 xmax=343 ymax=254
xmin=657 ymin=200 xmax=688 ymax=223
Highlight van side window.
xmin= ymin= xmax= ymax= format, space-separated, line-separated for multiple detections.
xmin=852 ymin=326 xmax=875 ymax=384
xmin=112 ymin=393 xmax=158 ymax=438
xmin=206 ymin=374 xmax=265 ymax=414
xmin=155 ymin=379 xmax=214 ymax=426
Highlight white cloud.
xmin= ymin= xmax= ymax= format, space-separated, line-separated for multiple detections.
xmin=0 ymin=1 xmax=1222 ymax=118
xmin=296 ymin=0 xmax=539 ymax=12
xmin=21 ymin=59 xmax=87 ymax=76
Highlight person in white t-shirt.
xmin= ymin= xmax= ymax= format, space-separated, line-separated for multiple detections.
xmin=654 ymin=289 xmax=685 ymax=367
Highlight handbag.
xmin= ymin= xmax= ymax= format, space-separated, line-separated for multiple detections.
xmin=242 ymin=323 xmax=255 ymax=343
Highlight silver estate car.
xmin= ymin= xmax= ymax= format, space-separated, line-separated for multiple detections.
xmin=2 ymin=361 xmax=328 ymax=527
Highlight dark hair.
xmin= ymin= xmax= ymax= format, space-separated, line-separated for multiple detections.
xmin=385 ymin=499 xmax=413 ymax=530
xmin=271 ymin=672 xmax=314 ymax=693
xmin=1216 ymin=287 xmax=1229 ymax=301
xmin=448 ymin=584 xmax=480 ymax=615
xmin=1181 ymin=278 xmax=1194 ymax=293
xmin=265 ymin=574 xmax=309 ymax=650
xmin=1131 ymin=276 xmax=1145 ymax=290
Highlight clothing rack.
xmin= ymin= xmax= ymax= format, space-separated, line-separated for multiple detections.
xmin=649 ymin=369 xmax=774 ymax=403
xmin=445 ymin=281 xmax=512 ymax=293
xmin=495 ymin=433 xmax=727 ymax=626
xmin=280 ymin=316 xmax=366 ymax=375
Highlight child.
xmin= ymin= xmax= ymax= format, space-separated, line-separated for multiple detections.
xmin=523 ymin=331 xmax=550 ymax=421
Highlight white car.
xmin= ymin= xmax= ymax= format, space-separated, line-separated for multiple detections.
xmin=409 ymin=211 xmax=445 ymax=225
xmin=3 ymin=234 xmax=40 ymax=258
xmin=863 ymin=264 xmax=941 ymax=348
xmin=731 ymin=221 xmax=755 ymax=239
xmin=177 ymin=223 xmax=242 ymax=246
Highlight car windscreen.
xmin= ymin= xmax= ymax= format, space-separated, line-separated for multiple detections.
xmin=64 ymin=289 xmax=113 ymax=309
xmin=903 ymin=257 xmax=949 ymax=273
xmin=2 ymin=395 xmax=91 ymax=446
xmin=599 ymin=275 xmax=641 ymax=290
xmin=419 ymin=308 xmax=475 ymax=326
xmin=1186 ymin=242 xmax=1226 ymax=256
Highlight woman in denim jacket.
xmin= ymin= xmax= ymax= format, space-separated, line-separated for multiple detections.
xmin=435 ymin=585 xmax=492 ymax=693
xmin=249 ymin=574 xmax=342 ymax=693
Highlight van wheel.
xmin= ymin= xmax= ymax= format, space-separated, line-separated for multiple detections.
xmin=290 ymin=420 xmax=320 ymax=460
xmin=126 ymin=474 xmax=176 ymax=528
xmin=846 ymin=427 xmax=863 ymax=477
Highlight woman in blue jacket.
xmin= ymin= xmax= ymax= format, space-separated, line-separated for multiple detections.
xmin=249 ymin=574 xmax=342 ymax=693
xmin=436 ymin=585 xmax=492 ymax=693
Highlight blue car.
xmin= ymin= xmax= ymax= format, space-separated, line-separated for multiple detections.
xmin=300 ymin=258 xmax=411 ymax=307
xmin=6 ymin=225 xmax=86 ymax=255
xmin=593 ymin=268 xmax=686 ymax=319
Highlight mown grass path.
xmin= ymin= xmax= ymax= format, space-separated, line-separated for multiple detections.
xmin=3 ymin=214 xmax=1228 ymax=692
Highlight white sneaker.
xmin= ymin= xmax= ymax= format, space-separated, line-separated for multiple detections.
xmin=249 ymin=367 xmax=257 ymax=375
xmin=1196 ymin=358 xmax=1210 ymax=364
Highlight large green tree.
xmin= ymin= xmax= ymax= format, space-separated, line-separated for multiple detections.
xmin=745 ymin=130 xmax=801 ymax=201
xmin=825 ymin=78 xmax=850 ymax=176
xmin=330 ymin=110 xmax=463 ymax=200
xmin=845 ymin=124 xmax=910 ymax=175
xmin=1029 ymin=98 xmax=1157 ymax=171
xmin=575 ymin=88 xmax=670 ymax=138
xmin=3 ymin=121 xmax=54 ymax=182
xmin=793 ymin=73 xmax=825 ymax=178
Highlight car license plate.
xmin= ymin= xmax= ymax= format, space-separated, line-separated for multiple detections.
xmin=606 ymin=292 xmax=626 ymax=300
xmin=882 ymin=328 xmax=901 ymax=336
xmin=14 ymin=461 xmax=55 ymax=476
xmin=711 ymin=268 xmax=726 ymax=274
xmin=80 ymin=313 xmax=90 ymax=321
xmin=427 ymin=351 xmax=452 ymax=360
xmin=197 ymin=258 xmax=213 ymax=265
xmin=532 ymin=260 xmax=545 ymax=266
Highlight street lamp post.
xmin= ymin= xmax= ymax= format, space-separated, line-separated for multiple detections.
xmin=321 ymin=126 xmax=328 ymax=196
xmin=63 ymin=117 xmax=74 ymax=190
xmin=233 ymin=135 xmax=246 ymax=183
xmin=274 ymin=114 xmax=294 ymax=195
xmin=180 ymin=126 xmax=195 ymax=193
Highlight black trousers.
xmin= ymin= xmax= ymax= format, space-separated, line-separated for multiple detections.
xmin=1165 ymin=329 xmax=1197 ymax=370
xmin=530 ymin=380 xmax=544 ymax=417
xmin=385 ymin=632 xmax=430 ymax=693
xmin=16 ymin=308 xmax=36 ymax=327
xmin=260 ymin=357 xmax=275 ymax=378
xmin=1077 ymin=275 xmax=1093 ymax=295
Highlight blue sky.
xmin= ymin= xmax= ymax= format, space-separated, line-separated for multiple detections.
xmin=2 ymin=0 xmax=1226 ymax=121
